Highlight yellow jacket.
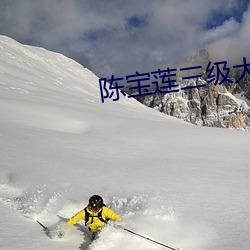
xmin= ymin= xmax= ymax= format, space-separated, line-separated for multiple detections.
xmin=67 ymin=206 xmax=121 ymax=233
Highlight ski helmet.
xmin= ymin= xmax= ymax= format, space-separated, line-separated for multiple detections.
xmin=89 ymin=195 xmax=104 ymax=210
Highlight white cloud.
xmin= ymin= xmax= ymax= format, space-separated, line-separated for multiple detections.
xmin=208 ymin=4 xmax=250 ymax=65
xmin=201 ymin=18 xmax=240 ymax=45
xmin=0 ymin=0 xmax=248 ymax=77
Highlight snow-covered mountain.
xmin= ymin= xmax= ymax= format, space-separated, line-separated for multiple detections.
xmin=135 ymin=49 xmax=250 ymax=130
xmin=0 ymin=36 xmax=250 ymax=250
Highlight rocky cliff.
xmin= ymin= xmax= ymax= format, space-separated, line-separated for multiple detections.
xmin=131 ymin=49 xmax=250 ymax=130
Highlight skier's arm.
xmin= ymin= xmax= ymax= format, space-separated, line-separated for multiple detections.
xmin=104 ymin=207 xmax=122 ymax=222
xmin=67 ymin=209 xmax=85 ymax=225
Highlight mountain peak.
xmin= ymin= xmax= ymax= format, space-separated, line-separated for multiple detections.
xmin=139 ymin=48 xmax=250 ymax=130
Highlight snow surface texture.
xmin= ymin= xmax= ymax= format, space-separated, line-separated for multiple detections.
xmin=0 ymin=36 xmax=250 ymax=250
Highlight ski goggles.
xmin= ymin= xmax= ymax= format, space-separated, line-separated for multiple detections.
xmin=89 ymin=205 xmax=101 ymax=212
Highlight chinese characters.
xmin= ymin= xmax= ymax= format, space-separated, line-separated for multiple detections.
xmin=99 ymin=57 xmax=249 ymax=103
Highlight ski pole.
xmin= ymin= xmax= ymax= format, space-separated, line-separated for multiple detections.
xmin=122 ymin=227 xmax=180 ymax=250
xmin=37 ymin=220 xmax=48 ymax=231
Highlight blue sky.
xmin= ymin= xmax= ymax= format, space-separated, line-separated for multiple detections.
xmin=0 ymin=0 xmax=249 ymax=79
xmin=206 ymin=0 xmax=249 ymax=29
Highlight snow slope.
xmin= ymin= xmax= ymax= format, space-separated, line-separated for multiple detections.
xmin=0 ymin=36 xmax=249 ymax=250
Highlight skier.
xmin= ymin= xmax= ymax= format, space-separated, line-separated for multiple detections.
xmin=66 ymin=194 xmax=121 ymax=239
